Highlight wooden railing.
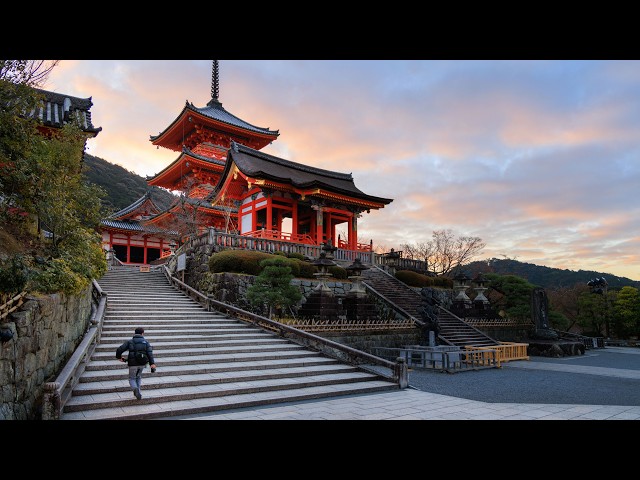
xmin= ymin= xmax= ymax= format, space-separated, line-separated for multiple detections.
xmin=465 ymin=342 xmax=530 ymax=367
xmin=41 ymin=279 xmax=107 ymax=420
xmin=275 ymin=316 xmax=415 ymax=332
xmin=0 ymin=291 xmax=27 ymax=321
xmin=162 ymin=265 xmax=408 ymax=388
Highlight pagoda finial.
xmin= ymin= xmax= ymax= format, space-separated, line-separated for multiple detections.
xmin=211 ymin=60 xmax=219 ymax=101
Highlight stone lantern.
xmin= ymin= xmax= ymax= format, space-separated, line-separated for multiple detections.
xmin=385 ymin=248 xmax=400 ymax=275
xmin=345 ymin=257 xmax=369 ymax=297
xmin=452 ymin=270 xmax=472 ymax=309
xmin=472 ymin=273 xmax=490 ymax=309
xmin=343 ymin=257 xmax=375 ymax=321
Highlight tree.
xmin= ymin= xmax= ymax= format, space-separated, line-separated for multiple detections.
xmin=0 ymin=60 xmax=107 ymax=295
xmin=612 ymin=286 xmax=640 ymax=339
xmin=400 ymin=229 xmax=485 ymax=276
xmin=246 ymin=258 xmax=302 ymax=319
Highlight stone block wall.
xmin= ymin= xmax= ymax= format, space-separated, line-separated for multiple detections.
xmin=0 ymin=286 xmax=92 ymax=420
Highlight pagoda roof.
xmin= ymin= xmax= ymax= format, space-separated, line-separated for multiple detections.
xmin=108 ymin=192 xmax=161 ymax=220
xmin=100 ymin=219 xmax=177 ymax=235
xmin=149 ymin=99 xmax=279 ymax=151
xmin=147 ymin=146 xmax=226 ymax=184
xmin=219 ymin=142 xmax=393 ymax=207
xmin=31 ymin=87 xmax=102 ymax=136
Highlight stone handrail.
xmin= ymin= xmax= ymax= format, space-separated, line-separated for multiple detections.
xmin=162 ymin=265 xmax=408 ymax=388
xmin=41 ymin=279 xmax=107 ymax=420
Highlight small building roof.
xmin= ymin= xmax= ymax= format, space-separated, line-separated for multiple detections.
xmin=31 ymin=88 xmax=102 ymax=136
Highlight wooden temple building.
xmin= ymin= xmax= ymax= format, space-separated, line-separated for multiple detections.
xmin=100 ymin=61 xmax=392 ymax=264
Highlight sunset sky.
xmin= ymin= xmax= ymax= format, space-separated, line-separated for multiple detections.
xmin=45 ymin=60 xmax=640 ymax=281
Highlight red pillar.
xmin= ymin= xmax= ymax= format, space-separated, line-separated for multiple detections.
xmin=315 ymin=206 xmax=323 ymax=245
xmin=292 ymin=200 xmax=298 ymax=239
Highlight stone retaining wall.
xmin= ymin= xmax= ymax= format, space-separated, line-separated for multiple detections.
xmin=0 ymin=286 xmax=92 ymax=420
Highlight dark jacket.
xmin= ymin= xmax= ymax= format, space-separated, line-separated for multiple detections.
xmin=116 ymin=334 xmax=155 ymax=367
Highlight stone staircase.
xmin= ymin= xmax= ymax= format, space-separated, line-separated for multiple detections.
xmin=60 ymin=267 xmax=398 ymax=420
xmin=361 ymin=266 xmax=499 ymax=348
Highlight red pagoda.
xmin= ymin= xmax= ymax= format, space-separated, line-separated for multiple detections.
xmin=100 ymin=61 xmax=392 ymax=264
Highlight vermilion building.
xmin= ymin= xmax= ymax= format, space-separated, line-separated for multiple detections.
xmin=100 ymin=61 xmax=392 ymax=264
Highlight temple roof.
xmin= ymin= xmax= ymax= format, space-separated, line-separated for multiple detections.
xmin=223 ymin=142 xmax=393 ymax=206
xmin=100 ymin=219 xmax=175 ymax=235
xmin=31 ymin=88 xmax=102 ymax=136
xmin=149 ymin=99 xmax=279 ymax=149
xmin=108 ymin=192 xmax=160 ymax=220
xmin=147 ymin=146 xmax=226 ymax=183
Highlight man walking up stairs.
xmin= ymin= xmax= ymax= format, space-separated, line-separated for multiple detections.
xmin=60 ymin=267 xmax=398 ymax=420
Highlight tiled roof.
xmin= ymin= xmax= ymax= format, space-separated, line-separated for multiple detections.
xmin=227 ymin=142 xmax=393 ymax=205
xmin=108 ymin=192 xmax=155 ymax=219
xmin=30 ymin=88 xmax=102 ymax=135
xmin=100 ymin=219 xmax=177 ymax=235
xmin=146 ymin=147 xmax=226 ymax=182
xmin=191 ymin=99 xmax=279 ymax=136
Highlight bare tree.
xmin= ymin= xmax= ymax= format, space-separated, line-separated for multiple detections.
xmin=400 ymin=229 xmax=485 ymax=276
xmin=0 ymin=60 xmax=59 ymax=87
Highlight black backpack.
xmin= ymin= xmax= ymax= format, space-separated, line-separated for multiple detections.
xmin=130 ymin=339 xmax=149 ymax=366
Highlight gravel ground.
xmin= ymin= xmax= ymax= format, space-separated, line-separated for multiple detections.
xmin=404 ymin=346 xmax=640 ymax=406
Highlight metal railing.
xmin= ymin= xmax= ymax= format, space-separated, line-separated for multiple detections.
xmin=41 ymin=279 xmax=107 ymax=420
xmin=555 ymin=330 xmax=606 ymax=349
xmin=274 ymin=316 xmax=416 ymax=332
xmin=371 ymin=346 xmax=500 ymax=373
xmin=162 ymin=265 xmax=408 ymax=388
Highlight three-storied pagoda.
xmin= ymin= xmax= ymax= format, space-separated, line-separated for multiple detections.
xmin=100 ymin=61 xmax=392 ymax=264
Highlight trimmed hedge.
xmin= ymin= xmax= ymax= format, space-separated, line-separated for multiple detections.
xmin=208 ymin=249 xmax=318 ymax=279
xmin=395 ymin=270 xmax=433 ymax=287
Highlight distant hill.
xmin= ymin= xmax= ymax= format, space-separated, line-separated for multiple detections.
xmin=463 ymin=258 xmax=640 ymax=290
xmin=82 ymin=154 xmax=176 ymax=214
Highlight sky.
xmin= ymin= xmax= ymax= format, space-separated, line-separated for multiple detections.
xmin=44 ymin=60 xmax=640 ymax=281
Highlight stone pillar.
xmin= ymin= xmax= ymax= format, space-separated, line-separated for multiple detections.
xmin=394 ymin=357 xmax=408 ymax=389
xmin=41 ymin=382 xmax=61 ymax=420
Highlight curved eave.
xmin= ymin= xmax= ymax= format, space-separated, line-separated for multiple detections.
xmin=100 ymin=220 xmax=175 ymax=235
xmin=150 ymin=103 xmax=279 ymax=152
xmin=256 ymin=179 xmax=391 ymax=209
xmin=147 ymin=150 xmax=225 ymax=187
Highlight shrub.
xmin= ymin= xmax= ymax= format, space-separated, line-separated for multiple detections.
xmin=328 ymin=265 xmax=348 ymax=280
xmin=208 ymin=250 xmax=273 ymax=275
xmin=395 ymin=270 xmax=434 ymax=287
xmin=286 ymin=252 xmax=306 ymax=261
xmin=0 ymin=254 xmax=30 ymax=294
xmin=433 ymin=276 xmax=453 ymax=288
xmin=273 ymin=251 xmax=287 ymax=257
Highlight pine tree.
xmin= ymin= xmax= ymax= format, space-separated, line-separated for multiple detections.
xmin=246 ymin=258 xmax=302 ymax=319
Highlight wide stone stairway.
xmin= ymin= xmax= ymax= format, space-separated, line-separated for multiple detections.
xmin=361 ymin=266 xmax=499 ymax=348
xmin=60 ymin=267 xmax=398 ymax=420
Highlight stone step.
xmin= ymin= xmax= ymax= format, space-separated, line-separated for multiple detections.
xmin=97 ymin=337 xmax=288 ymax=352
xmin=60 ymin=381 xmax=398 ymax=420
xmin=84 ymin=349 xmax=324 ymax=371
xmin=78 ymin=356 xmax=342 ymax=382
xmin=62 ymin=372 xmax=390 ymax=413
xmin=73 ymin=363 xmax=360 ymax=395
xmin=93 ymin=342 xmax=304 ymax=360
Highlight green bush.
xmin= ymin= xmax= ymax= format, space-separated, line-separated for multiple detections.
xmin=395 ymin=270 xmax=434 ymax=287
xmin=294 ymin=259 xmax=316 ymax=278
xmin=209 ymin=250 xmax=273 ymax=275
xmin=433 ymin=276 xmax=453 ymax=288
xmin=29 ymin=258 xmax=88 ymax=295
xmin=328 ymin=265 xmax=347 ymax=280
xmin=0 ymin=255 xmax=30 ymax=294
xmin=273 ymin=251 xmax=287 ymax=257
xmin=286 ymin=252 xmax=306 ymax=261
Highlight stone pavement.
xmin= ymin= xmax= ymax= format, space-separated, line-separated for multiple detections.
xmin=174 ymin=347 xmax=640 ymax=420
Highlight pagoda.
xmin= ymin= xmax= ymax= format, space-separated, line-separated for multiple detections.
xmin=100 ymin=61 xmax=392 ymax=264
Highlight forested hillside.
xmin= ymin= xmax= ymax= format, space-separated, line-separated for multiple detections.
xmin=82 ymin=154 xmax=176 ymax=214
xmin=464 ymin=258 xmax=640 ymax=290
